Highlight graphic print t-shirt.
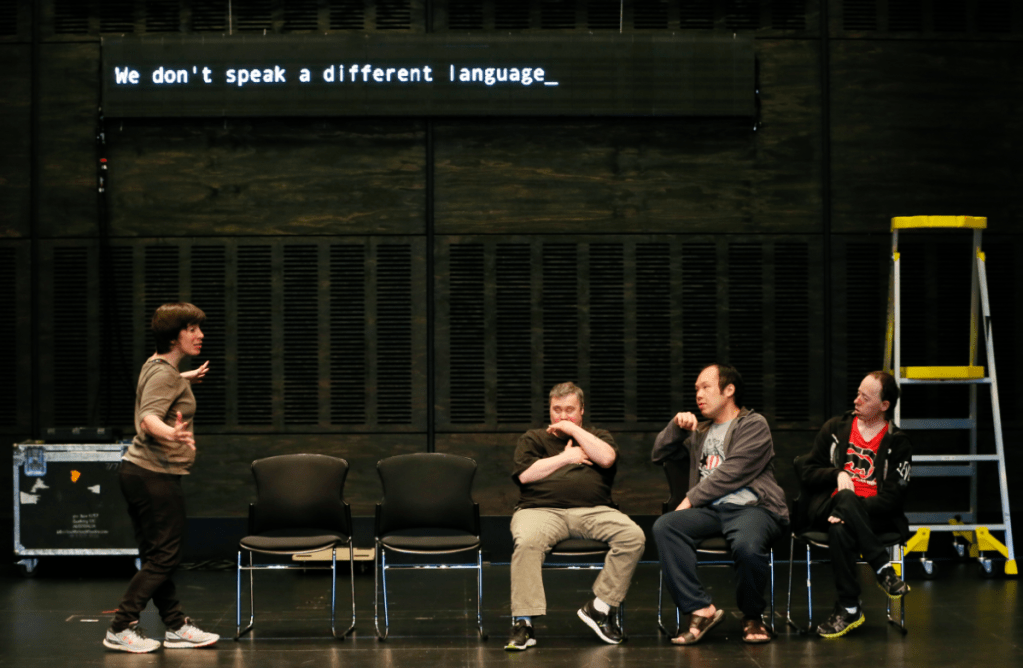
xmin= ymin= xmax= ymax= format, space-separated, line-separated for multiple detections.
xmin=838 ymin=418 xmax=889 ymax=498
xmin=699 ymin=420 xmax=758 ymax=507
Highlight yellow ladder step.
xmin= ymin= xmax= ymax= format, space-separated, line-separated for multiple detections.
xmin=901 ymin=365 xmax=986 ymax=380
xmin=891 ymin=215 xmax=987 ymax=230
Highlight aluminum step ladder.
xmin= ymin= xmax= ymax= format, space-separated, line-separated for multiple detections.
xmin=884 ymin=215 xmax=1016 ymax=576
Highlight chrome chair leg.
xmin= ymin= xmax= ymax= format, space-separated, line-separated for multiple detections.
xmin=235 ymin=550 xmax=256 ymax=640
xmin=886 ymin=544 xmax=909 ymax=634
xmin=328 ymin=543 xmax=357 ymax=639
xmin=235 ymin=550 xmax=242 ymax=639
xmin=343 ymin=541 xmax=357 ymax=637
xmin=374 ymin=542 xmax=392 ymax=640
xmin=374 ymin=540 xmax=388 ymax=640
xmin=382 ymin=550 xmax=390 ymax=637
xmin=786 ymin=534 xmax=796 ymax=630
xmin=805 ymin=542 xmax=813 ymax=632
xmin=656 ymin=569 xmax=681 ymax=636
xmin=768 ymin=547 xmax=776 ymax=634
xmin=329 ymin=548 xmax=337 ymax=638
xmin=657 ymin=570 xmax=666 ymax=635
xmin=786 ymin=537 xmax=814 ymax=634
xmin=476 ymin=549 xmax=487 ymax=640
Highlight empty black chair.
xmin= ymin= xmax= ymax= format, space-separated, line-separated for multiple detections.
xmin=236 ymin=454 xmax=356 ymax=640
xmin=786 ymin=454 xmax=907 ymax=634
xmin=656 ymin=458 xmax=776 ymax=636
xmin=374 ymin=453 xmax=485 ymax=640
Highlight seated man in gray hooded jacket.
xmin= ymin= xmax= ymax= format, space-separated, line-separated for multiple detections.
xmin=652 ymin=363 xmax=788 ymax=646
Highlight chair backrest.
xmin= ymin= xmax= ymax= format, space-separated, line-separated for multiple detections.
xmin=790 ymin=453 xmax=814 ymax=532
xmin=376 ymin=453 xmax=478 ymax=535
xmin=250 ymin=454 xmax=351 ymax=535
xmin=661 ymin=457 xmax=690 ymax=514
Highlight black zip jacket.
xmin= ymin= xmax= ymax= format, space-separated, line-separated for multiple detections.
xmin=799 ymin=410 xmax=912 ymax=540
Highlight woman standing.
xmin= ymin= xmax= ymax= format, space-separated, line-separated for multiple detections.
xmin=103 ymin=303 xmax=219 ymax=653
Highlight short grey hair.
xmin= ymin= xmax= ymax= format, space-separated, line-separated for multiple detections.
xmin=549 ymin=382 xmax=584 ymax=407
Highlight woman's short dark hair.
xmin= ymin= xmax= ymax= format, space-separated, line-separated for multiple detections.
xmin=152 ymin=303 xmax=205 ymax=354
xmin=703 ymin=363 xmax=745 ymax=407
xmin=868 ymin=370 xmax=900 ymax=420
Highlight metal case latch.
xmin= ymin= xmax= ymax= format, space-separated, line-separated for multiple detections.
xmin=24 ymin=447 xmax=47 ymax=477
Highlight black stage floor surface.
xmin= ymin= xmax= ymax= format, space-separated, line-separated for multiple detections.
xmin=2 ymin=559 xmax=1021 ymax=667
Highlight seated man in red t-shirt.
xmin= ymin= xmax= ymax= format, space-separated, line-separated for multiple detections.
xmin=798 ymin=371 xmax=912 ymax=638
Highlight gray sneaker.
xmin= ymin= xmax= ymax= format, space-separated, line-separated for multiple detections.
xmin=164 ymin=618 xmax=219 ymax=648
xmin=103 ymin=624 xmax=161 ymax=653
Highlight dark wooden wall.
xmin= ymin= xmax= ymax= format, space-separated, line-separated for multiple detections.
xmin=2 ymin=2 xmax=1022 ymax=548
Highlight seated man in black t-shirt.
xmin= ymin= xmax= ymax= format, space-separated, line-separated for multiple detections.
xmin=504 ymin=382 xmax=645 ymax=651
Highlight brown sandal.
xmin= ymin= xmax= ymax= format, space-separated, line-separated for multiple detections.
xmin=672 ymin=609 xmax=725 ymax=645
xmin=741 ymin=616 xmax=772 ymax=644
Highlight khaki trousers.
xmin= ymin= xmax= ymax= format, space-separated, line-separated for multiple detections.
xmin=510 ymin=506 xmax=645 ymax=616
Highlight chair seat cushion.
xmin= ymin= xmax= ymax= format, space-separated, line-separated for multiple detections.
xmin=550 ymin=538 xmax=610 ymax=554
xmin=798 ymin=530 xmax=903 ymax=548
xmin=241 ymin=528 xmax=348 ymax=553
xmin=696 ymin=536 xmax=730 ymax=552
xmin=380 ymin=529 xmax=480 ymax=552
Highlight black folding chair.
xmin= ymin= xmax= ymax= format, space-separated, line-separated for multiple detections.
xmin=236 ymin=454 xmax=356 ymax=640
xmin=374 ymin=452 xmax=486 ymax=640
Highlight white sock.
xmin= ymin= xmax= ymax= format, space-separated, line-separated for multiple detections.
xmin=515 ymin=616 xmax=532 ymax=626
xmin=845 ymin=605 xmax=858 ymax=615
xmin=593 ymin=597 xmax=610 ymax=614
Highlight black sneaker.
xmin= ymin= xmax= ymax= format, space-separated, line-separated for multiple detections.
xmin=876 ymin=565 xmax=910 ymax=599
xmin=505 ymin=619 xmax=536 ymax=651
xmin=816 ymin=603 xmax=865 ymax=639
xmin=577 ymin=599 xmax=623 ymax=645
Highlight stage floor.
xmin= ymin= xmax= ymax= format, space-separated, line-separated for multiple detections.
xmin=2 ymin=559 xmax=1021 ymax=667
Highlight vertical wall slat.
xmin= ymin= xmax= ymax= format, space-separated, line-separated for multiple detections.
xmin=635 ymin=242 xmax=672 ymax=422
xmin=774 ymin=241 xmax=811 ymax=422
xmin=589 ymin=243 xmax=625 ymax=423
xmin=542 ymin=243 xmax=580 ymax=396
xmin=51 ymin=246 xmax=91 ymax=426
xmin=495 ymin=243 xmax=532 ymax=424
xmin=190 ymin=244 xmax=227 ymax=425
xmin=0 ymin=245 xmax=20 ymax=427
xmin=727 ymin=242 xmax=765 ymax=410
xmin=680 ymin=242 xmax=718 ymax=412
xmin=330 ymin=243 xmax=368 ymax=425
xmin=447 ymin=242 xmax=486 ymax=424
xmin=283 ymin=244 xmax=320 ymax=425
xmin=236 ymin=245 xmax=274 ymax=426
xmin=376 ymin=243 xmax=414 ymax=424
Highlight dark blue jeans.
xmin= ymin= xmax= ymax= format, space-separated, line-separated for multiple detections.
xmin=112 ymin=461 xmax=187 ymax=632
xmin=653 ymin=503 xmax=783 ymax=618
